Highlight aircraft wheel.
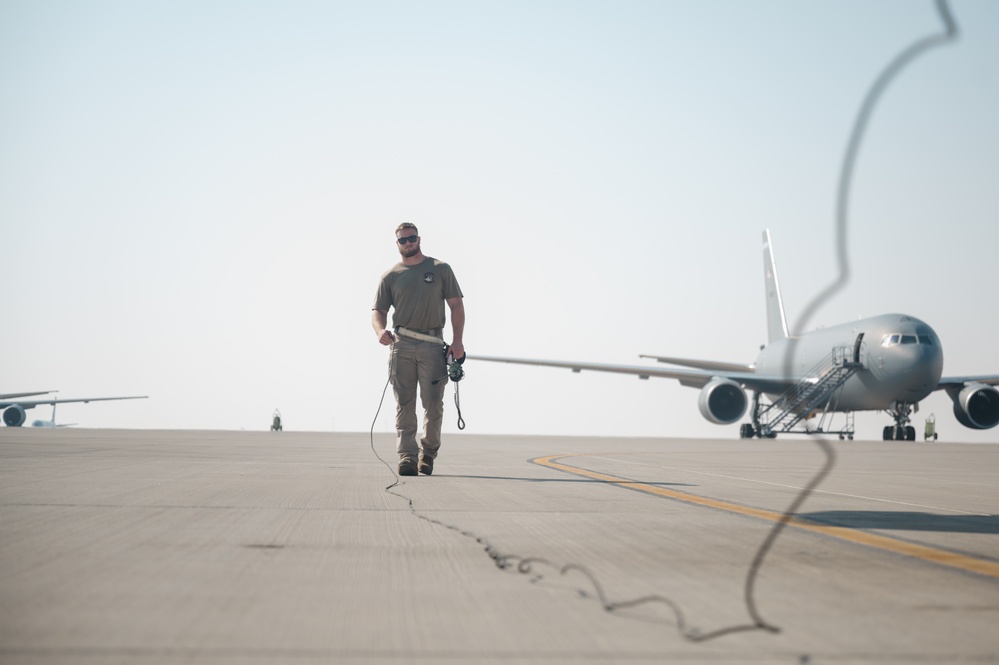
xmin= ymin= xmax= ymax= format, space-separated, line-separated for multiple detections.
xmin=906 ymin=426 xmax=916 ymax=441
xmin=739 ymin=423 xmax=755 ymax=439
xmin=883 ymin=426 xmax=893 ymax=441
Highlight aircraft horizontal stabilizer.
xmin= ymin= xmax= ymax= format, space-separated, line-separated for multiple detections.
xmin=638 ymin=355 xmax=754 ymax=373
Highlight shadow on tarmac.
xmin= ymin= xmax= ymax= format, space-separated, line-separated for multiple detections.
xmin=798 ymin=511 xmax=999 ymax=534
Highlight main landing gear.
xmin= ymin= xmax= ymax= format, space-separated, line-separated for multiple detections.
xmin=740 ymin=393 xmax=766 ymax=439
xmin=883 ymin=401 xmax=917 ymax=441
xmin=739 ymin=423 xmax=775 ymax=438
xmin=740 ymin=393 xmax=776 ymax=439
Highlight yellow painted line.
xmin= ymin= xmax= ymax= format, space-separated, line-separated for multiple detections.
xmin=532 ymin=454 xmax=999 ymax=580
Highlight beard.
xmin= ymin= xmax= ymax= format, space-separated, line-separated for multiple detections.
xmin=398 ymin=241 xmax=421 ymax=258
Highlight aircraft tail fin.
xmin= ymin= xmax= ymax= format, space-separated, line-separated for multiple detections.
xmin=763 ymin=229 xmax=789 ymax=342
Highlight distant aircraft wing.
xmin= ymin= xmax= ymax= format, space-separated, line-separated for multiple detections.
xmin=469 ymin=355 xmax=794 ymax=393
xmin=936 ymin=375 xmax=999 ymax=389
xmin=0 ymin=395 xmax=148 ymax=409
xmin=0 ymin=391 xmax=54 ymax=400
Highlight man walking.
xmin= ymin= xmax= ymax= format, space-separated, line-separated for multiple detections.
xmin=372 ymin=223 xmax=465 ymax=476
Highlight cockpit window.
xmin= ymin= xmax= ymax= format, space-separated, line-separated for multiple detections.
xmin=881 ymin=334 xmax=901 ymax=347
xmin=881 ymin=333 xmax=934 ymax=347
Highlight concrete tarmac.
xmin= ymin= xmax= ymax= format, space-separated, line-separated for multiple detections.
xmin=1 ymin=428 xmax=998 ymax=664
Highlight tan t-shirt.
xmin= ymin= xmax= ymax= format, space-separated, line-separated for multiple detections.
xmin=373 ymin=257 xmax=463 ymax=331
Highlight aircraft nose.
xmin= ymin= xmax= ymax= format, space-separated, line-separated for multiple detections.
xmin=899 ymin=342 xmax=943 ymax=396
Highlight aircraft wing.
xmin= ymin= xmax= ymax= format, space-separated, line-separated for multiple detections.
xmin=0 ymin=395 xmax=148 ymax=409
xmin=469 ymin=355 xmax=794 ymax=393
xmin=0 ymin=391 xmax=54 ymax=400
xmin=936 ymin=375 xmax=999 ymax=389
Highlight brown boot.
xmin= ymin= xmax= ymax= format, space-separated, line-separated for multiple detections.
xmin=398 ymin=458 xmax=418 ymax=476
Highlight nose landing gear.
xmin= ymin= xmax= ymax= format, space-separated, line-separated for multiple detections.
xmin=883 ymin=401 xmax=917 ymax=441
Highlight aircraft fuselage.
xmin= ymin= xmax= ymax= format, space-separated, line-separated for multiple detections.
xmin=754 ymin=313 xmax=943 ymax=411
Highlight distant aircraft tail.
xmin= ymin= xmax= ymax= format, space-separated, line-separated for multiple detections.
xmin=763 ymin=229 xmax=789 ymax=343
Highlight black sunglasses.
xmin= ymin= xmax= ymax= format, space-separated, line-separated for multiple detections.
xmin=397 ymin=234 xmax=419 ymax=245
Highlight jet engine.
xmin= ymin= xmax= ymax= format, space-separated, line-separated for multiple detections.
xmin=3 ymin=405 xmax=27 ymax=427
xmin=950 ymin=382 xmax=999 ymax=430
xmin=698 ymin=377 xmax=748 ymax=425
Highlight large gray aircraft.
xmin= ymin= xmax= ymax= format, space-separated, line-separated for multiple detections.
xmin=1 ymin=392 xmax=147 ymax=427
xmin=470 ymin=231 xmax=999 ymax=441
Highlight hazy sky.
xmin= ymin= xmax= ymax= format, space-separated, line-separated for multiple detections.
xmin=2 ymin=0 xmax=997 ymax=442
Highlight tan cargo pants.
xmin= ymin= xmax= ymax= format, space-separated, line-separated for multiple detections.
xmin=389 ymin=336 xmax=448 ymax=462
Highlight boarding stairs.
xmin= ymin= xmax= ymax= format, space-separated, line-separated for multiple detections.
xmin=756 ymin=340 xmax=864 ymax=438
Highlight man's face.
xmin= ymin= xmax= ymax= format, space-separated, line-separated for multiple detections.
xmin=396 ymin=230 xmax=420 ymax=257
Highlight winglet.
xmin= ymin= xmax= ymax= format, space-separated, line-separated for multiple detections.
xmin=763 ymin=230 xmax=789 ymax=342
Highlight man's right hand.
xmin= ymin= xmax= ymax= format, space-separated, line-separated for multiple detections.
xmin=377 ymin=329 xmax=396 ymax=346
